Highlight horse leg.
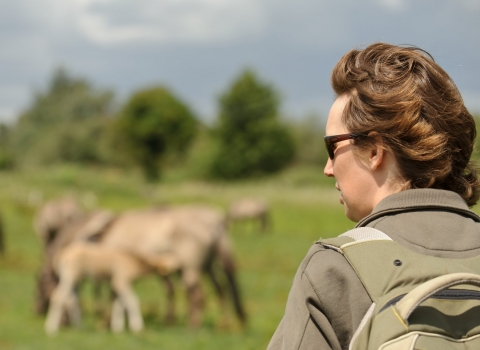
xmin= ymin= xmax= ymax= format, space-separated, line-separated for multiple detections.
xmin=160 ymin=275 xmax=176 ymax=324
xmin=65 ymin=291 xmax=82 ymax=328
xmin=45 ymin=277 xmax=75 ymax=335
xmin=215 ymin=234 xmax=247 ymax=326
xmin=110 ymin=297 xmax=125 ymax=333
xmin=182 ymin=268 xmax=204 ymax=328
xmin=35 ymin=270 xmax=52 ymax=315
xmin=206 ymin=262 xmax=230 ymax=327
xmin=112 ymin=280 xmax=143 ymax=333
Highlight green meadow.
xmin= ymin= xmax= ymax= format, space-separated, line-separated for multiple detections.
xmin=0 ymin=165 xmax=363 ymax=349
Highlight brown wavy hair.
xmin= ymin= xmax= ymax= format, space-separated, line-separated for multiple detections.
xmin=331 ymin=42 xmax=480 ymax=206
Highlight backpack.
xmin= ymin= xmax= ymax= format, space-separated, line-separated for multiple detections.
xmin=317 ymin=227 xmax=480 ymax=350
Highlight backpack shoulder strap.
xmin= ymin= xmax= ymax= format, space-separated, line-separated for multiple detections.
xmin=317 ymin=227 xmax=392 ymax=251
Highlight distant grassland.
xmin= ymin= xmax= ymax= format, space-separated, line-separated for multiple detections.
xmin=0 ymin=165 xmax=375 ymax=349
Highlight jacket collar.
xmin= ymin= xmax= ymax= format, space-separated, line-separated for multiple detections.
xmin=356 ymin=189 xmax=480 ymax=227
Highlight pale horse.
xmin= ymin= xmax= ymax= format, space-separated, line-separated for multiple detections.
xmin=41 ymin=208 xmax=173 ymax=334
xmin=44 ymin=240 xmax=176 ymax=335
xmin=34 ymin=196 xmax=84 ymax=247
xmin=99 ymin=205 xmax=247 ymax=328
xmin=34 ymin=201 xmax=110 ymax=316
xmin=227 ymin=198 xmax=270 ymax=233
xmin=45 ymin=205 xmax=246 ymax=332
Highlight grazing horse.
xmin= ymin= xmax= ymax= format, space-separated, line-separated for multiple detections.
xmin=35 ymin=210 xmax=116 ymax=315
xmin=99 ymin=205 xmax=247 ymax=328
xmin=45 ymin=242 xmax=177 ymax=335
xmin=38 ymin=205 xmax=246 ymax=331
xmin=227 ymin=198 xmax=270 ymax=233
xmin=34 ymin=197 xmax=83 ymax=246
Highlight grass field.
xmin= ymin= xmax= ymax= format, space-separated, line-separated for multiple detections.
xmin=0 ymin=165 xmax=357 ymax=349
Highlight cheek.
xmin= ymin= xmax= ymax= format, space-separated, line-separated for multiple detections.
xmin=337 ymin=167 xmax=371 ymax=204
xmin=335 ymin=161 xmax=354 ymax=186
xmin=341 ymin=183 xmax=360 ymax=207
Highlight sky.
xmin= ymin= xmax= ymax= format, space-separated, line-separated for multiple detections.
xmin=1 ymin=0 xmax=479 ymax=124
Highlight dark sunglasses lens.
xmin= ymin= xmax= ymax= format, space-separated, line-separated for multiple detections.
xmin=325 ymin=138 xmax=335 ymax=159
xmin=325 ymin=133 xmax=366 ymax=160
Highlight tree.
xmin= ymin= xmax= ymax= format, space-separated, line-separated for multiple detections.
xmin=210 ymin=69 xmax=295 ymax=179
xmin=10 ymin=68 xmax=114 ymax=166
xmin=113 ymin=86 xmax=197 ymax=181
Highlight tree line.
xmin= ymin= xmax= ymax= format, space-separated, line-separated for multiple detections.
xmin=0 ymin=68 xmax=329 ymax=181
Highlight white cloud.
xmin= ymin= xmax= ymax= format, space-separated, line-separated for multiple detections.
xmin=72 ymin=0 xmax=266 ymax=46
xmin=374 ymin=0 xmax=408 ymax=11
xmin=458 ymin=0 xmax=480 ymax=11
xmin=0 ymin=0 xmax=479 ymax=122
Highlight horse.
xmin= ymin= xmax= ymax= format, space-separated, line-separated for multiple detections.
xmin=39 ymin=205 xmax=246 ymax=331
xmin=45 ymin=241 xmax=177 ymax=335
xmin=35 ymin=210 xmax=116 ymax=315
xmin=34 ymin=196 xmax=84 ymax=246
xmin=99 ymin=205 xmax=247 ymax=328
xmin=227 ymin=198 xmax=270 ymax=233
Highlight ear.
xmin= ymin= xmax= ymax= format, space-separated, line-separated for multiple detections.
xmin=369 ymin=142 xmax=385 ymax=171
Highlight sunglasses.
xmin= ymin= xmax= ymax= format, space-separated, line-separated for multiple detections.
xmin=324 ymin=132 xmax=369 ymax=160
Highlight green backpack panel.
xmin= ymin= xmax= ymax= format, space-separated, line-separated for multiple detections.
xmin=318 ymin=227 xmax=480 ymax=350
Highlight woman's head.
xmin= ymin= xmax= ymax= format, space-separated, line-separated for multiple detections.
xmin=329 ymin=42 xmax=479 ymax=207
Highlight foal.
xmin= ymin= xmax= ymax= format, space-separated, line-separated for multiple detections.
xmin=45 ymin=242 xmax=177 ymax=334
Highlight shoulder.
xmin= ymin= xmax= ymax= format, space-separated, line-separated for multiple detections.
xmin=292 ymin=240 xmax=372 ymax=347
xmin=298 ymin=242 xmax=359 ymax=296
xmin=300 ymin=243 xmax=347 ymax=272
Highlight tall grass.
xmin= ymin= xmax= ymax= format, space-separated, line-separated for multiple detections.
xmin=0 ymin=165 xmax=356 ymax=349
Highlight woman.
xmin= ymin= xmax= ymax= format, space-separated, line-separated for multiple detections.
xmin=267 ymin=43 xmax=480 ymax=349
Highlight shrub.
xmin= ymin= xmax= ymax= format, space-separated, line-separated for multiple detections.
xmin=112 ymin=86 xmax=197 ymax=181
xmin=9 ymin=68 xmax=114 ymax=167
xmin=210 ymin=69 xmax=295 ymax=179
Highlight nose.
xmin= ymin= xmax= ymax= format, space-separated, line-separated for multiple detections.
xmin=324 ymin=157 xmax=334 ymax=177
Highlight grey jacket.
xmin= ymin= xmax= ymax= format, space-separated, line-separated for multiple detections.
xmin=267 ymin=189 xmax=480 ymax=350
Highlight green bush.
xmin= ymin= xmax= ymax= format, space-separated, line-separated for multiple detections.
xmin=112 ymin=86 xmax=197 ymax=181
xmin=9 ymin=68 xmax=114 ymax=167
xmin=210 ymin=69 xmax=295 ymax=179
